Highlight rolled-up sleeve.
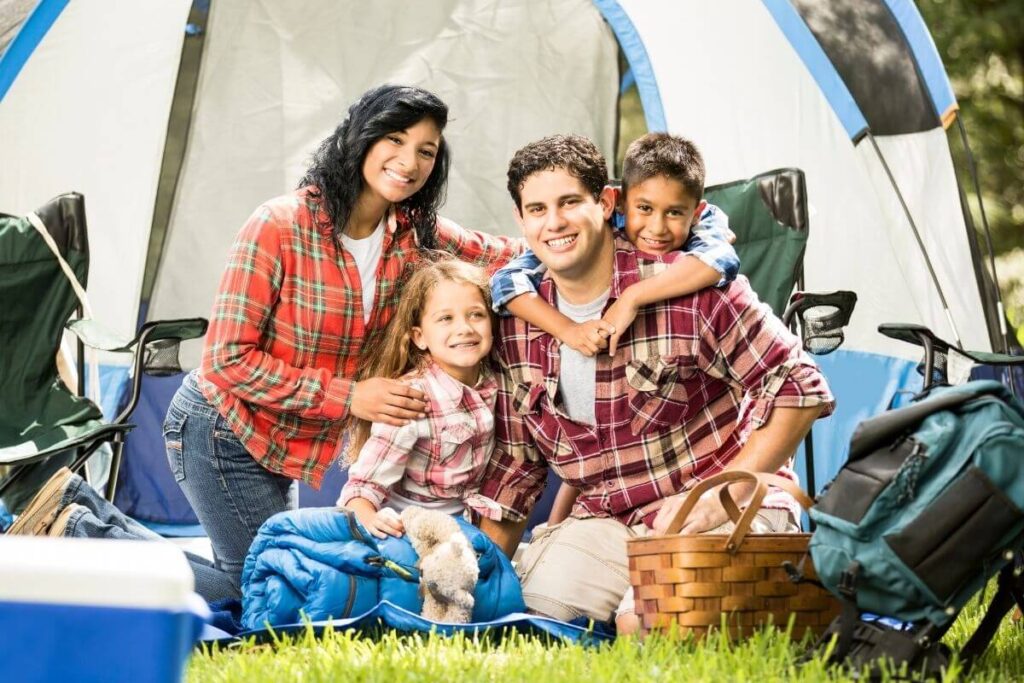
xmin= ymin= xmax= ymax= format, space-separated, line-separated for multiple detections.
xmin=478 ymin=370 xmax=549 ymax=522
xmin=337 ymin=420 xmax=422 ymax=509
xmin=682 ymin=203 xmax=739 ymax=287
xmin=699 ymin=280 xmax=835 ymax=428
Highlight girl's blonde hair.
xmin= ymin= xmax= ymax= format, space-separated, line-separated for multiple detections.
xmin=345 ymin=256 xmax=493 ymax=460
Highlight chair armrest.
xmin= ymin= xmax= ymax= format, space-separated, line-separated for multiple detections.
xmin=65 ymin=318 xmax=134 ymax=352
xmin=878 ymin=323 xmax=1024 ymax=367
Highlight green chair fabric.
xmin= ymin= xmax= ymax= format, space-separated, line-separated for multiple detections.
xmin=704 ymin=168 xmax=809 ymax=315
xmin=0 ymin=193 xmax=119 ymax=466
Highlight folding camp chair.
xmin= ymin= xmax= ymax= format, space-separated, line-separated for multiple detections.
xmin=706 ymin=169 xmax=857 ymax=499
xmin=0 ymin=192 xmax=207 ymax=509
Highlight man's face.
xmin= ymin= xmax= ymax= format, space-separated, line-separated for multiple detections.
xmin=514 ymin=169 xmax=615 ymax=281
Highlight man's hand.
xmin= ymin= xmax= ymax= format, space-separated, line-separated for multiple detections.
xmin=602 ymin=290 xmax=640 ymax=356
xmin=557 ymin=319 xmax=614 ymax=357
xmin=350 ymin=377 xmax=428 ymax=425
xmin=652 ymin=490 xmax=730 ymax=536
xmin=354 ymin=505 xmax=405 ymax=539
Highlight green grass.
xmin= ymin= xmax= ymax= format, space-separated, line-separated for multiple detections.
xmin=187 ymin=594 xmax=1024 ymax=683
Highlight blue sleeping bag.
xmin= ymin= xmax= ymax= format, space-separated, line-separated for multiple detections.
xmin=241 ymin=507 xmax=524 ymax=630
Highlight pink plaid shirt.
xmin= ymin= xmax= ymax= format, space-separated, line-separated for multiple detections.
xmin=338 ymin=362 xmax=503 ymax=520
xmin=480 ymin=237 xmax=835 ymax=527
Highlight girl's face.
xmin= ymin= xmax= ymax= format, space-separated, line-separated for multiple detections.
xmin=361 ymin=118 xmax=442 ymax=207
xmin=411 ymin=281 xmax=493 ymax=386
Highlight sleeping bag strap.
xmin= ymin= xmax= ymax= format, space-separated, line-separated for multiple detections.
xmin=959 ymin=563 xmax=1024 ymax=671
xmin=835 ymin=562 xmax=861 ymax=660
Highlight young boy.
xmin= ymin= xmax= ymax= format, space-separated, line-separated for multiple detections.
xmin=489 ymin=133 xmax=739 ymax=526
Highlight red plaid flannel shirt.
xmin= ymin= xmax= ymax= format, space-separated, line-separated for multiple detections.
xmin=479 ymin=237 xmax=835 ymax=527
xmin=199 ymin=187 xmax=521 ymax=487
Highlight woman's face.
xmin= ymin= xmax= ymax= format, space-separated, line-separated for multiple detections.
xmin=361 ymin=118 xmax=442 ymax=206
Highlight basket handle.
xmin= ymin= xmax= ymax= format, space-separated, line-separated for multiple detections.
xmin=662 ymin=469 xmax=814 ymax=554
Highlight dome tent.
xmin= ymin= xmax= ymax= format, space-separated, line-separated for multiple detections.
xmin=0 ymin=0 xmax=1005 ymax=524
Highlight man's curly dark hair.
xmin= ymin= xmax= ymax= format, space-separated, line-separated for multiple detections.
xmin=506 ymin=134 xmax=608 ymax=210
xmin=298 ymin=84 xmax=450 ymax=250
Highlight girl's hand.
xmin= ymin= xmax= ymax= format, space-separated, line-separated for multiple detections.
xmin=355 ymin=506 xmax=405 ymax=539
xmin=557 ymin=319 xmax=614 ymax=357
xmin=350 ymin=377 xmax=428 ymax=425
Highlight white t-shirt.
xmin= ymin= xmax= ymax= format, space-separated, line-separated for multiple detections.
xmin=556 ymin=289 xmax=610 ymax=425
xmin=339 ymin=218 xmax=385 ymax=323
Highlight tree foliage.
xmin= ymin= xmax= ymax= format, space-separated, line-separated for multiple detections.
xmin=917 ymin=0 xmax=1024 ymax=342
xmin=917 ymin=0 xmax=1023 ymax=253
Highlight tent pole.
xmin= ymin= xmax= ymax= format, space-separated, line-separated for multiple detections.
xmin=955 ymin=116 xmax=1011 ymax=354
xmin=866 ymin=133 xmax=964 ymax=350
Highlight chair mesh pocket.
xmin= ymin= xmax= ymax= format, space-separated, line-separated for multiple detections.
xmin=143 ymin=339 xmax=185 ymax=377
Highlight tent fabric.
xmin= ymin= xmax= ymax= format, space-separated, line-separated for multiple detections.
xmin=790 ymin=0 xmax=940 ymax=136
xmin=148 ymin=0 xmax=620 ymax=369
xmin=0 ymin=0 xmax=66 ymax=99
xmin=881 ymin=0 xmax=959 ymax=125
xmin=758 ymin=0 xmax=868 ymax=141
xmin=0 ymin=0 xmax=192 ymax=344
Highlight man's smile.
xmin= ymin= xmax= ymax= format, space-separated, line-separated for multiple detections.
xmin=545 ymin=234 xmax=578 ymax=251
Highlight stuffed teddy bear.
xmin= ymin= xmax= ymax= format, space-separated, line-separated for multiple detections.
xmin=400 ymin=506 xmax=479 ymax=623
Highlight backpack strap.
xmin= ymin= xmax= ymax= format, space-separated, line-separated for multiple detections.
xmin=959 ymin=562 xmax=1024 ymax=671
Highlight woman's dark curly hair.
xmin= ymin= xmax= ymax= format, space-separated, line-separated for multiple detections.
xmin=298 ymin=84 xmax=450 ymax=250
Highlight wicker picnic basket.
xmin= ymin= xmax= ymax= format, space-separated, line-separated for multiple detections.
xmin=626 ymin=470 xmax=840 ymax=639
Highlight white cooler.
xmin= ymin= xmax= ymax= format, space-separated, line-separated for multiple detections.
xmin=0 ymin=536 xmax=209 ymax=683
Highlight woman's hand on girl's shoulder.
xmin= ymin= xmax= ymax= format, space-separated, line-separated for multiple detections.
xmin=350 ymin=377 xmax=428 ymax=425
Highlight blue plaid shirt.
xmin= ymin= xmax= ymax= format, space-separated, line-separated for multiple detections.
xmin=490 ymin=203 xmax=739 ymax=313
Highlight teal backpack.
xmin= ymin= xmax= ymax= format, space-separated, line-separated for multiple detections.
xmin=807 ymin=379 xmax=1024 ymax=673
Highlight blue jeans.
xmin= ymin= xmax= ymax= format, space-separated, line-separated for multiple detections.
xmin=165 ymin=371 xmax=297 ymax=589
xmin=59 ymin=472 xmax=239 ymax=602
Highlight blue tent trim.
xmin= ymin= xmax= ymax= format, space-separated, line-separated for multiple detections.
xmin=590 ymin=0 xmax=667 ymax=132
xmin=0 ymin=0 xmax=68 ymax=101
xmin=881 ymin=0 xmax=958 ymax=123
xmin=759 ymin=0 xmax=869 ymax=141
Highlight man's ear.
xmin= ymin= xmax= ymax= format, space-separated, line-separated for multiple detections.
xmin=512 ymin=205 xmax=525 ymax=229
xmin=690 ymin=199 xmax=708 ymax=227
xmin=410 ymin=327 xmax=428 ymax=351
xmin=599 ymin=186 xmax=616 ymax=220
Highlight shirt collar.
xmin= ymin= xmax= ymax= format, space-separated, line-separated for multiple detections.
xmin=526 ymin=234 xmax=640 ymax=341
xmin=305 ymin=186 xmax=407 ymax=240
xmin=424 ymin=361 xmax=496 ymax=410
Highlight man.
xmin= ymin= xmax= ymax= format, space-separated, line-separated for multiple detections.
xmin=478 ymin=134 xmax=834 ymax=631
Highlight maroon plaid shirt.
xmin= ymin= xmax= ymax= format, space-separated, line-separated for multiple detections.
xmin=479 ymin=237 xmax=834 ymax=527
xmin=199 ymin=187 xmax=521 ymax=488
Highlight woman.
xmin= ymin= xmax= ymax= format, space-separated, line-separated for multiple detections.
xmin=164 ymin=85 xmax=521 ymax=589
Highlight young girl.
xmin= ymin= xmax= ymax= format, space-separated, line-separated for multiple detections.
xmin=338 ymin=258 xmax=504 ymax=538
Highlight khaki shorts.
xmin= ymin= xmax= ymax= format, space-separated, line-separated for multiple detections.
xmin=517 ymin=509 xmax=798 ymax=623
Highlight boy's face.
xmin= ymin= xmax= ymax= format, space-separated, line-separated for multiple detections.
xmin=514 ymin=168 xmax=615 ymax=281
xmin=622 ymin=175 xmax=705 ymax=256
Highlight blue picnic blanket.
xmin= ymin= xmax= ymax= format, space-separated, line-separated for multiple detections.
xmin=200 ymin=600 xmax=613 ymax=645
xmin=240 ymin=507 xmax=525 ymax=631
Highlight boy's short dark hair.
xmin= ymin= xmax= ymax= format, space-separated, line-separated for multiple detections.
xmin=507 ymin=134 xmax=608 ymax=209
xmin=622 ymin=133 xmax=705 ymax=202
